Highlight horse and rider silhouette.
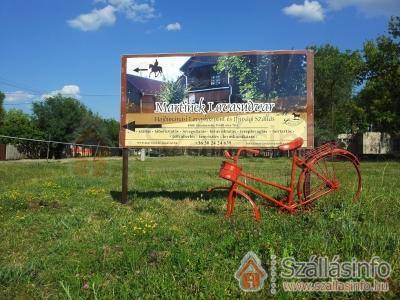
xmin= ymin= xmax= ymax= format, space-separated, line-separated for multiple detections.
xmin=149 ymin=59 xmax=163 ymax=78
xmin=133 ymin=59 xmax=163 ymax=78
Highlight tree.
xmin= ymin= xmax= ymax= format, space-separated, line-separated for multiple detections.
xmin=0 ymin=91 xmax=5 ymax=127
xmin=357 ymin=16 xmax=400 ymax=133
xmin=310 ymin=45 xmax=364 ymax=144
xmin=0 ymin=109 xmax=46 ymax=158
xmin=214 ymin=56 xmax=262 ymax=100
xmin=158 ymin=80 xmax=187 ymax=104
xmin=74 ymin=113 xmax=118 ymax=146
xmin=214 ymin=54 xmax=307 ymax=101
xmin=32 ymin=95 xmax=89 ymax=158
xmin=102 ymin=118 xmax=120 ymax=147
xmin=389 ymin=16 xmax=400 ymax=38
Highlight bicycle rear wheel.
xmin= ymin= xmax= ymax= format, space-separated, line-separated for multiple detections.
xmin=299 ymin=149 xmax=362 ymax=206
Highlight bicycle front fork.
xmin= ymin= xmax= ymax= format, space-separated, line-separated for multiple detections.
xmin=225 ymin=183 xmax=261 ymax=222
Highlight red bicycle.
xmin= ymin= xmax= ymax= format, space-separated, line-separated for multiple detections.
xmin=211 ymin=137 xmax=362 ymax=221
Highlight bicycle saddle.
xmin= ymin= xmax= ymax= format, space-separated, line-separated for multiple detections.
xmin=278 ymin=137 xmax=304 ymax=151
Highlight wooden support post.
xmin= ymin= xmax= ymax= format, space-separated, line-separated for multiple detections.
xmin=93 ymin=141 xmax=100 ymax=161
xmin=121 ymin=148 xmax=129 ymax=203
xmin=46 ymin=134 xmax=51 ymax=162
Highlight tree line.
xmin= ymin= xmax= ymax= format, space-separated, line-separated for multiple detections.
xmin=0 ymin=94 xmax=119 ymax=158
xmin=0 ymin=16 xmax=399 ymax=154
xmin=312 ymin=16 xmax=400 ymax=144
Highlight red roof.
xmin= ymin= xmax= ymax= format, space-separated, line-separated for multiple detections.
xmin=127 ymin=74 xmax=163 ymax=95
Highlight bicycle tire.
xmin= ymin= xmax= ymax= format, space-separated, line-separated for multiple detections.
xmin=298 ymin=148 xmax=362 ymax=206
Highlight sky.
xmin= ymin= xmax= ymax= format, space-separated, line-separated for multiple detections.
xmin=0 ymin=0 xmax=399 ymax=120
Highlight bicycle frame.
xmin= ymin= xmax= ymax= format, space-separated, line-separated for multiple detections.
xmin=224 ymin=151 xmax=337 ymax=213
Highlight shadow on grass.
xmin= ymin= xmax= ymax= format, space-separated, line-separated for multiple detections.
xmin=110 ymin=189 xmax=228 ymax=202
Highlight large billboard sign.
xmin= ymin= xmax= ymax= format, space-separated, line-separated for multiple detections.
xmin=120 ymin=50 xmax=314 ymax=148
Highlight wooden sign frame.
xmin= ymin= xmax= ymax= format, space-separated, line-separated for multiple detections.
xmin=120 ymin=50 xmax=314 ymax=149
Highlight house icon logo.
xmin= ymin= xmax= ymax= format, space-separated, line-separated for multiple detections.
xmin=235 ymin=251 xmax=267 ymax=292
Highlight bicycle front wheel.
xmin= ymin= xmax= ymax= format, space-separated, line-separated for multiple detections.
xmin=299 ymin=149 xmax=362 ymax=206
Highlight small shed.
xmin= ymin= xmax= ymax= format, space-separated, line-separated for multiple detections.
xmin=360 ymin=132 xmax=391 ymax=155
xmin=0 ymin=144 xmax=25 ymax=160
xmin=338 ymin=132 xmax=398 ymax=156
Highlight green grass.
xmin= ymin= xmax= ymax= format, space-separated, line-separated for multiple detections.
xmin=0 ymin=156 xmax=399 ymax=299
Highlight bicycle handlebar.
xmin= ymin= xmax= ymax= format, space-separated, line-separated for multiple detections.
xmin=224 ymin=148 xmax=260 ymax=162
xmin=224 ymin=151 xmax=233 ymax=160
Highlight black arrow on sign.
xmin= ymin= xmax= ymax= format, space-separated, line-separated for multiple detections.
xmin=133 ymin=67 xmax=148 ymax=72
xmin=123 ymin=121 xmax=162 ymax=132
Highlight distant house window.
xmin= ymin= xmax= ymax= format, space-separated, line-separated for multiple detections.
xmin=211 ymin=74 xmax=221 ymax=86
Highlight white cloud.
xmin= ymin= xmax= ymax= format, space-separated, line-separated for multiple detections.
xmin=165 ymin=22 xmax=181 ymax=31
xmin=42 ymin=85 xmax=81 ymax=100
xmin=68 ymin=5 xmax=116 ymax=32
xmin=326 ymin=0 xmax=400 ymax=17
xmin=108 ymin=0 xmax=157 ymax=22
xmin=68 ymin=0 xmax=157 ymax=31
xmin=4 ymin=91 xmax=35 ymax=103
xmin=283 ymin=0 xmax=325 ymax=22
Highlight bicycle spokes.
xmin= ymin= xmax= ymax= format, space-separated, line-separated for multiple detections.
xmin=302 ymin=152 xmax=361 ymax=205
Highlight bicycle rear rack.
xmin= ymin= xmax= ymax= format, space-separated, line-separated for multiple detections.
xmin=304 ymin=142 xmax=337 ymax=161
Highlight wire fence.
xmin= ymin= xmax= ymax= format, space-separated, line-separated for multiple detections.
xmin=0 ymin=135 xmax=121 ymax=149
xmin=0 ymin=133 xmax=307 ymax=163
xmin=0 ymin=134 xmax=122 ymax=160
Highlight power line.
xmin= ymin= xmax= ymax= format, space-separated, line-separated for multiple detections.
xmin=3 ymin=102 xmax=34 ymax=106
xmin=0 ymin=75 xmax=119 ymax=96
xmin=0 ymin=76 xmax=46 ymax=95
xmin=0 ymin=75 xmax=119 ymax=107
xmin=0 ymin=134 xmax=122 ymax=149
xmin=0 ymin=83 xmax=119 ymax=97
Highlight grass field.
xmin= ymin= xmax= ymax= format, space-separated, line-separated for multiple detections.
xmin=0 ymin=156 xmax=399 ymax=299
